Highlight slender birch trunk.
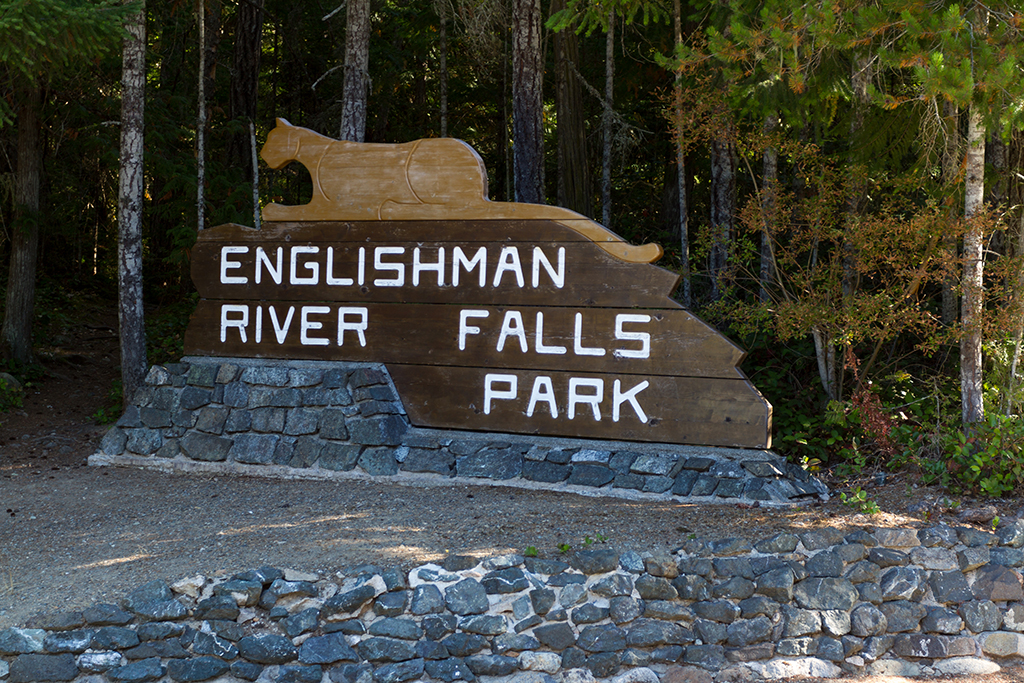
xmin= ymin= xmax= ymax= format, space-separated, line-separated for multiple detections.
xmin=674 ymin=0 xmax=690 ymax=307
xmin=118 ymin=1 xmax=148 ymax=406
xmin=961 ymin=103 xmax=986 ymax=425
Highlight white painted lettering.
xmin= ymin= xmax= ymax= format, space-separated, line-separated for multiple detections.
xmin=493 ymin=246 xmax=525 ymax=288
xmin=290 ymin=246 xmax=320 ymax=285
xmin=613 ymin=314 xmax=652 ymax=359
xmin=532 ymin=246 xmax=565 ymax=288
xmin=484 ymin=373 xmax=518 ymax=414
xmin=535 ymin=312 xmax=567 ymax=355
xmin=255 ymin=246 xmax=283 ymax=284
xmin=300 ymin=306 xmax=330 ymax=346
xmin=357 ymin=246 xmax=366 ymax=285
xmin=452 ymin=246 xmax=487 ymax=287
xmin=255 ymin=305 xmax=263 ymax=343
xmin=337 ymin=307 xmax=369 ymax=346
xmin=374 ymin=246 xmax=406 ymax=287
xmin=413 ymin=247 xmax=445 ymax=286
xmin=325 ymin=246 xmax=354 ymax=286
xmin=269 ymin=306 xmax=295 ymax=344
xmin=220 ymin=304 xmax=249 ymax=342
xmin=458 ymin=309 xmax=489 ymax=350
xmin=220 ymin=246 xmax=249 ymax=284
xmin=613 ymin=379 xmax=650 ymax=423
xmin=526 ymin=376 xmax=558 ymax=418
xmin=568 ymin=378 xmax=604 ymax=420
xmin=496 ymin=311 xmax=528 ymax=353
xmin=573 ymin=312 xmax=606 ymax=356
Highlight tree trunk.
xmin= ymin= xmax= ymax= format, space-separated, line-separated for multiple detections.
xmin=942 ymin=99 xmax=960 ymax=325
xmin=228 ymin=0 xmax=264 ymax=174
xmin=512 ymin=0 xmax=544 ymax=204
xmin=709 ymin=137 xmax=735 ymax=301
xmin=673 ymin=0 xmax=689 ymax=307
xmin=961 ymin=103 xmax=985 ymax=425
xmin=437 ymin=1 xmax=448 ymax=137
xmin=601 ymin=11 xmax=614 ymax=226
xmin=118 ymin=1 xmax=148 ymax=406
xmin=552 ymin=0 xmax=589 ymax=215
xmin=1 ymin=79 xmax=42 ymax=363
xmin=340 ymin=0 xmax=370 ymax=142
xmin=197 ymin=0 xmax=207 ymax=232
xmin=760 ymin=112 xmax=778 ymax=303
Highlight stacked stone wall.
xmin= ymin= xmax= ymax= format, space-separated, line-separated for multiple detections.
xmin=91 ymin=358 xmax=824 ymax=506
xmin=5 ymin=523 xmax=1024 ymax=682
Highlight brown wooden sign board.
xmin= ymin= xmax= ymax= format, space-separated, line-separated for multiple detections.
xmin=182 ymin=119 xmax=772 ymax=448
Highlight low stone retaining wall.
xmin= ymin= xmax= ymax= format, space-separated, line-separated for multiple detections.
xmin=6 ymin=523 xmax=1024 ymax=682
xmin=90 ymin=357 xmax=824 ymax=506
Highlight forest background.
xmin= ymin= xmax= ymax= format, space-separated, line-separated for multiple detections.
xmin=3 ymin=0 xmax=1024 ymax=501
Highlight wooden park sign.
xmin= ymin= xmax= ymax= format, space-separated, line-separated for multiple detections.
xmin=184 ymin=119 xmax=772 ymax=448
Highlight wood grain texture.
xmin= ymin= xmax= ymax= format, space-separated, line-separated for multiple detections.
xmin=387 ymin=364 xmax=771 ymax=448
xmin=191 ymin=222 xmax=681 ymax=308
xmin=184 ymin=300 xmax=745 ymax=378
xmin=258 ymin=119 xmax=661 ymax=263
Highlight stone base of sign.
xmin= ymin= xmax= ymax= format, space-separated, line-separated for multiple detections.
xmin=90 ymin=357 xmax=826 ymax=505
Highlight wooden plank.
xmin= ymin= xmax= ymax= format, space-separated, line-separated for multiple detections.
xmin=258 ymin=120 xmax=662 ymax=263
xmin=183 ymin=300 xmax=746 ymax=378
xmin=387 ymin=364 xmax=772 ymax=449
xmin=190 ymin=238 xmax=681 ymax=308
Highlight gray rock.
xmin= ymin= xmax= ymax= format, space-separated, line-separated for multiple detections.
xmin=726 ymin=616 xmax=772 ymax=647
xmin=374 ymin=591 xmax=408 ymax=617
xmin=793 ymin=578 xmax=857 ymax=611
xmin=644 ymin=601 xmax=694 ymax=622
xmin=8 ymin=653 xmax=78 ymax=682
xmin=482 ymin=568 xmax=530 ymax=593
xmin=682 ymin=644 xmax=726 ymax=671
xmin=845 ymin=560 xmax=881 ymax=584
xmin=459 ymin=614 xmax=507 ymax=635
xmin=878 ymin=600 xmax=927 ymax=633
xmin=166 ymin=656 xmax=231 ymax=682
xmin=754 ymin=533 xmax=799 ymax=554
xmin=776 ymin=636 xmax=816 ymax=656
xmin=296 ymin=633 xmax=358 ymax=664
xmin=990 ymin=546 xmax=1024 ymax=567
xmin=591 ymin=573 xmax=634 ymax=597
xmin=635 ymin=574 xmax=677 ymax=600
xmin=571 ymin=603 xmax=608 ymax=624
xmin=90 ymin=627 xmax=139 ymax=650
xmin=458 ymin=447 xmax=523 ymax=480
xmin=441 ymin=633 xmax=488 ymax=657
xmin=0 ymin=629 xmax=45 ymax=655
xmin=534 ymin=622 xmax=576 ymax=650
xmin=922 ymin=606 xmax=964 ymax=634
xmin=179 ymin=432 xmax=232 ymax=461
xmin=958 ymin=526 xmax=998 ymax=547
xmin=973 ymin=564 xmax=1024 ymax=601
xmin=578 ymin=624 xmax=627 ymax=652
xmin=960 ymin=600 xmax=1003 ymax=633
xmin=820 ymin=609 xmax=851 ymax=637
xmin=626 ymin=619 xmax=692 ymax=647
xmin=357 ymin=637 xmax=417 ymax=662
xmin=835 ymin=543 xmax=867 ymax=564
xmin=424 ymin=658 xmax=475 ymax=682
xmin=465 ymin=654 xmax=517 ymax=676
xmin=713 ymin=576 xmax=755 ymax=600
xmin=348 ymin=414 xmax=407 ymax=446
xmin=695 ymin=618 xmax=728 ymax=644
xmin=739 ymin=596 xmax=779 ymax=619
xmin=799 ymin=528 xmax=845 ymax=550
xmin=322 ymin=584 xmax=376 ymax=618
xmin=445 ymin=578 xmax=489 ymax=615
xmin=567 ymin=464 xmax=615 ymax=487
xmin=191 ymin=631 xmax=238 ymax=659
xmin=782 ymin=605 xmax=821 ymax=637
xmin=868 ymin=547 xmax=908 ymax=567
xmin=571 ymin=549 xmax=619 ymax=574
xmin=357 ymin=447 xmax=399 ymax=475
xmin=693 ymin=600 xmax=740 ymax=624
xmin=958 ymin=546 xmax=991 ymax=571
xmin=108 ymin=657 xmax=165 ymax=682
xmin=806 ymin=550 xmax=843 ymax=577
xmin=893 ymin=633 xmax=947 ymax=659
xmin=708 ymin=537 xmax=752 ymax=556
xmin=609 ymin=596 xmax=644 ymax=624
xmin=755 ymin=567 xmax=794 ymax=602
xmin=873 ymin=528 xmax=920 ymax=548
xmin=879 ymin=566 xmax=926 ymax=601
xmin=929 ymin=570 xmax=974 ymax=604
xmin=421 ymin=614 xmax=457 ymax=641
xmin=815 ymin=636 xmax=845 ymax=661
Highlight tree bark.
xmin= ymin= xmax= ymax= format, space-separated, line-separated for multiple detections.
xmin=512 ymin=0 xmax=544 ymax=204
xmin=760 ymin=112 xmax=778 ymax=303
xmin=709 ymin=137 xmax=735 ymax=302
xmin=961 ymin=103 xmax=985 ymax=425
xmin=601 ymin=11 xmax=614 ymax=226
xmin=673 ymin=0 xmax=689 ymax=307
xmin=552 ymin=0 xmax=589 ymax=216
xmin=118 ymin=1 xmax=148 ymax=406
xmin=941 ymin=99 xmax=959 ymax=325
xmin=340 ymin=0 xmax=370 ymax=142
xmin=228 ymin=0 xmax=264 ymax=174
xmin=437 ymin=0 xmax=448 ymax=137
xmin=197 ymin=0 xmax=207 ymax=232
xmin=1 ymin=79 xmax=42 ymax=363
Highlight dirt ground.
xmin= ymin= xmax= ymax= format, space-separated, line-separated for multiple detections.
xmin=2 ymin=303 xmax=1024 ymax=681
